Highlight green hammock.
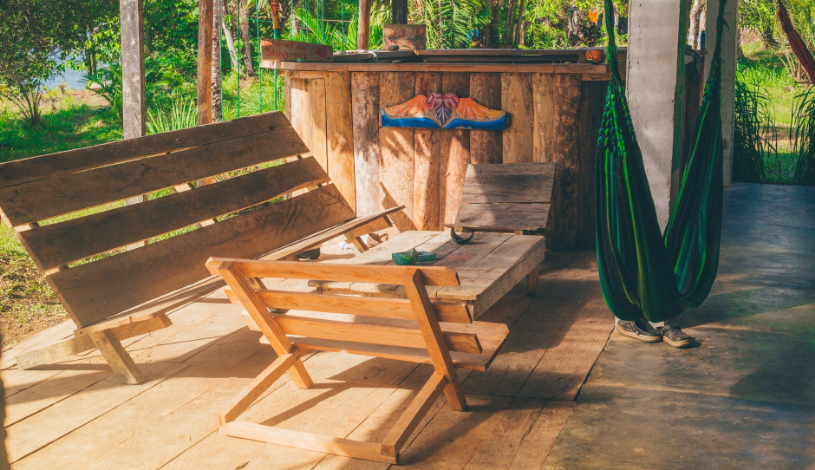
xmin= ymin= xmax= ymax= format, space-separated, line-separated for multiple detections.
xmin=595 ymin=0 xmax=726 ymax=322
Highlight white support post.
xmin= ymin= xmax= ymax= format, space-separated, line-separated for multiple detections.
xmin=705 ymin=0 xmax=738 ymax=187
xmin=625 ymin=0 xmax=691 ymax=230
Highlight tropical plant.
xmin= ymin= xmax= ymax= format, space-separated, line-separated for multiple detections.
xmin=146 ymin=93 xmax=198 ymax=134
xmin=791 ymin=86 xmax=815 ymax=185
xmin=733 ymin=72 xmax=774 ymax=183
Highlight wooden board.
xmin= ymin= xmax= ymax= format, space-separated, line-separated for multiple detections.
xmin=48 ymin=185 xmax=355 ymax=327
xmin=501 ymin=73 xmax=534 ymax=163
xmin=260 ymin=39 xmax=333 ymax=65
xmin=533 ymin=72 xmax=555 ymax=162
xmin=459 ymin=162 xmax=556 ymax=204
xmin=413 ymin=72 xmax=443 ymax=231
xmin=324 ymin=72 xmax=356 ymax=212
xmin=469 ymin=73 xmax=503 ymax=165
xmin=440 ymin=73 xmax=471 ymax=226
xmin=379 ymin=72 xmax=416 ymax=232
xmin=0 ymin=128 xmax=309 ymax=227
xmin=577 ymin=80 xmax=606 ymax=249
xmin=0 ymin=112 xmax=293 ymax=190
xmin=21 ymin=158 xmax=329 ymax=270
xmin=351 ymin=72 xmax=381 ymax=216
xmin=453 ymin=203 xmax=550 ymax=232
xmin=308 ymin=79 xmax=329 ymax=172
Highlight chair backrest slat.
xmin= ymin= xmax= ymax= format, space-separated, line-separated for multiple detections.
xmin=459 ymin=162 xmax=555 ymax=204
xmin=49 ymin=184 xmax=355 ymax=327
xmin=0 ymin=127 xmax=308 ymax=227
xmin=21 ymin=158 xmax=329 ymax=271
xmin=0 ymin=112 xmax=291 ymax=190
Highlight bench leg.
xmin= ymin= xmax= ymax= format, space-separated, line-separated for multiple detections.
xmin=526 ymin=266 xmax=539 ymax=296
xmin=90 ymin=330 xmax=145 ymax=385
xmin=16 ymin=335 xmax=96 ymax=370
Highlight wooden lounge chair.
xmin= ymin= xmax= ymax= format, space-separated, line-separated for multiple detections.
xmin=0 ymin=112 xmax=401 ymax=384
xmin=206 ymin=258 xmax=510 ymax=464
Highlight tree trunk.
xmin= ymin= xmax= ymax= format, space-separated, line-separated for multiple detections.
xmin=212 ymin=3 xmax=223 ymax=122
xmin=514 ymin=0 xmax=527 ymax=45
xmin=504 ymin=0 xmax=518 ymax=46
xmin=761 ymin=26 xmax=780 ymax=49
xmin=220 ymin=0 xmax=240 ymax=72
xmin=482 ymin=0 xmax=501 ymax=47
xmin=688 ymin=0 xmax=704 ymax=48
xmin=238 ymin=0 xmax=255 ymax=76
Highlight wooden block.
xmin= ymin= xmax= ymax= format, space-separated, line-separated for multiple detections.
xmin=0 ymin=128 xmax=309 ymax=228
xmin=21 ymin=158 xmax=329 ymax=270
xmin=469 ymin=73 xmax=503 ymax=165
xmin=453 ymin=203 xmax=550 ymax=232
xmin=413 ymin=72 xmax=443 ymax=230
xmin=379 ymin=72 xmax=416 ymax=233
xmin=351 ymin=72 xmax=381 ymax=216
xmin=49 ymin=185 xmax=355 ymax=327
xmin=501 ymin=73 xmax=534 ymax=163
xmin=459 ymin=162 xmax=556 ymax=204
xmin=440 ymin=73 xmax=471 ymax=226
xmin=325 ymin=72 xmax=356 ymax=212
xmin=260 ymin=39 xmax=333 ymax=65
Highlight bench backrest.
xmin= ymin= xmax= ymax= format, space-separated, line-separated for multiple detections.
xmin=206 ymin=258 xmax=483 ymax=356
xmin=0 ymin=112 xmax=356 ymax=328
xmin=453 ymin=162 xmax=556 ymax=233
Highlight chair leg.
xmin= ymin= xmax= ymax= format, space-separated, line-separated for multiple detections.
xmin=526 ymin=266 xmax=539 ymax=296
xmin=219 ymin=353 xmax=300 ymax=425
xmin=382 ymin=372 xmax=447 ymax=460
xmin=90 ymin=329 xmax=145 ymax=385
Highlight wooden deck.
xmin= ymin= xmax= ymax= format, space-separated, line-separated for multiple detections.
xmin=1 ymin=249 xmax=613 ymax=469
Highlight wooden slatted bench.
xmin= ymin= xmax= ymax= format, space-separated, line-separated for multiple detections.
xmin=0 ymin=112 xmax=401 ymax=384
xmin=206 ymin=258 xmax=510 ymax=464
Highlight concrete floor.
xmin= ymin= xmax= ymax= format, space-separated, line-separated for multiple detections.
xmin=545 ymin=183 xmax=815 ymax=469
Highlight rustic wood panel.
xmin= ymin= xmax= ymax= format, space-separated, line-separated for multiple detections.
xmin=22 ymin=158 xmax=329 ymax=271
xmin=501 ymin=73 xmax=534 ymax=163
xmin=325 ymin=72 xmax=356 ymax=212
xmin=547 ymin=74 xmax=582 ymax=251
xmin=469 ymin=73 xmax=503 ymax=164
xmin=577 ymin=80 xmax=607 ymax=249
xmin=48 ymin=185 xmax=355 ymax=327
xmin=532 ymin=73 xmax=555 ymax=162
xmin=379 ymin=72 xmax=416 ymax=232
xmin=288 ymin=77 xmax=312 ymax=159
xmin=413 ymin=72 xmax=443 ymax=231
xmin=459 ymin=162 xmax=555 ymax=204
xmin=308 ymin=79 xmax=328 ymax=171
xmin=351 ymin=72 xmax=381 ymax=216
xmin=440 ymin=73 xmax=471 ymax=226
xmin=454 ymin=203 xmax=550 ymax=232
xmin=0 ymin=129 xmax=308 ymax=227
xmin=0 ymin=112 xmax=296 ymax=191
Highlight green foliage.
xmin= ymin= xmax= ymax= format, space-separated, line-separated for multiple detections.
xmin=791 ymin=87 xmax=815 ymax=185
xmin=733 ymin=75 xmax=771 ymax=183
xmin=146 ymin=93 xmax=198 ymax=134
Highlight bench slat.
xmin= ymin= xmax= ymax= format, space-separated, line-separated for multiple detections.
xmin=225 ymin=288 xmax=471 ymax=323
xmin=460 ymin=162 xmax=556 ymax=204
xmin=209 ymin=259 xmax=460 ymax=287
xmin=0 ymin=112 xmax=292 ymax=190
xmin=268 ymin=313 xmax=482 ymax=354
xmin=49 ymin=185 xmax=355 ymax=327
xmin=0 ymin=127 xmax=308 ymax=227
xmin=22 ymin=158 xmax=329 ymax=270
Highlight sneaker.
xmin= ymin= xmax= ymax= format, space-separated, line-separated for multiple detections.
xmin=660 ymin=324 xmax=694 ymax=348
xmin=616 ymin=319 xmax=662 ymax=343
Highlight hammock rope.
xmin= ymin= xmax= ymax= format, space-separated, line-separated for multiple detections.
xmin=595 ymin=0 xmax=726 ymax=322
xmin=778 ymin=0 xmax=815 ymax=84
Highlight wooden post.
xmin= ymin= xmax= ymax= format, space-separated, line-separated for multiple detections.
xmin=705 ymin=0 xmax=737 ymax=187
xmin=121 ymin=0 xmax=146 ymax=218
xmin=357 ymin=0 xmax=372 ymax=50
xmin=392 ymin=0 xmax=407 ymax=24
xmin=198 ymin=0 xmax=214 ymax=125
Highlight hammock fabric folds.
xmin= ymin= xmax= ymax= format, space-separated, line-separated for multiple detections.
xmin=778 ymin=0 xmax=815 ymax=84
xmin=595 ymin=0 xmax=725 ymax=323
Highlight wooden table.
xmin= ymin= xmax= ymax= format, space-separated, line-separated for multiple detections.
xmin=311 ymin=230 xmax=546 ymax=319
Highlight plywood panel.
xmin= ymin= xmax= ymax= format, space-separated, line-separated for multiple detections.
xmin=325 ymin=72 xmax=356 ymax=211
xmin=501 ymin=73 xmax=534 ymax=163
xmin=469 ymin=73 xmax=503 ymax=164
xmin=351 ymin=72 xmax=381 ymax=216
xmin=413 ymin=73 xmax=443 ymax=231
xmin=440 ymin=73 xmax=471 ymax=226
xmin=379 ymin=72 xmax=416 ymax=233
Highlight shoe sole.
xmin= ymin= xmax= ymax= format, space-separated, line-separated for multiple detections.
xmin=663 ymin=336 xmax=693 ymax=348
xmin=615 ymin=324 xmax=662 ymax=343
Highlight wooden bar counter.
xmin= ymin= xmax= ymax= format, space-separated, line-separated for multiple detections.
xmin=274 ymin=48 xmax=627 ymax=251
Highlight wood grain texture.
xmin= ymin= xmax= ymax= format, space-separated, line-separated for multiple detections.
xmin=469 ymin=73 xmax=503 ymax=164
xmin=413 ymin=72 xmax=443 ymax=230
xmin=351 ymin=72 xmax=381 ymax=216
xmin=501 ymin=73 xmax=534 ymax=163
xmin=325 ymin=72 xmax=356 ymax=212
xmin=49 ymin=185 xmax=355 ymax=327
xmin=547 ymin=73 xmax=582 ymax=251
xmin=0 ymin=112 xmax=294 ymax=192
xmin=379 ymin=72 xmax=416 ymax=233
xmin=21 ymin=158 xmax=329 ymax=270
xmin=196 ymin=0 xmax=214 ymax=125
xmin=440 ymin=73 xmax=471 ymax=226
xmin=533 ymin=72 xmax=555 ymax=162
xmin=577 ymin=80 xmax=606 ymax=249
xmin=308 ymin=79 xmax=329 ymax=172
xmin=0 ymin=128 xmax=308 ymax=227
xmin=453 ymin=203 xmax=550 ymax=232
xmin=459 ymin=162 xmax=555 ymax=204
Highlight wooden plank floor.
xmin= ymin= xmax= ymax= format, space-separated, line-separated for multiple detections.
xmin=2 ymin=247 xmax=614 ymax=469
